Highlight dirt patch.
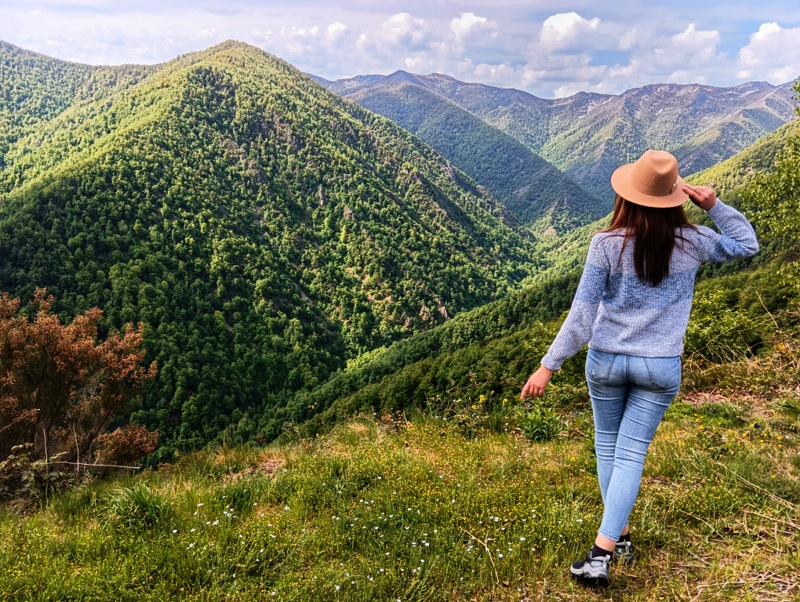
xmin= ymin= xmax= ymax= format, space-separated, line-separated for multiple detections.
xmin=681 ymin=390 xmax=776 ymax=419
xmin=224 ymin=457 xmax=285 ymax=485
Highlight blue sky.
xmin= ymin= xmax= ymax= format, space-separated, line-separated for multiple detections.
xmin=2 ymin=0 xmax=800 ymax=98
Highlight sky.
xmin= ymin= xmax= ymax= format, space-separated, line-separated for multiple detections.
xmin=2 ymin=1 xmax=800 ymax=98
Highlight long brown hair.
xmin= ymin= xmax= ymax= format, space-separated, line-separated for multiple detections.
xmin=602 ymin=194 xmax=696 ymax=286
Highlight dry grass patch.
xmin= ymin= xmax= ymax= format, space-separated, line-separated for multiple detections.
xmin=223 ymin=456 xmax=285 ymax=485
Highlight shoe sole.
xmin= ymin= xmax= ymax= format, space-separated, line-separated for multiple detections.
xmin=571 ymin=573 xmax=609 ymax=588
xmin=570 ymin=563 xmax=609 ymax=588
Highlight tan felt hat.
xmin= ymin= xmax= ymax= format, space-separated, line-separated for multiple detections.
xmin=610 ymin=150 xmax=688 ymax=208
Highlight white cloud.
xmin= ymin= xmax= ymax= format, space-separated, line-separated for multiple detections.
xmin=511 ymin=12 xmax=617 ymax=96
xmin=404 ymin=55 xmax=432 ymax=71
xmin=633 ymin=22 xmax=723 ymax=86
xmin=737 ymin=22 xmax=800 ymax=82
xmin=570 ymin=22 xmax=726 ymax=92
xmin=327 ymin=22 xmax=347 ymax=39
xmin=379 ymin=12 xmax=430 ymax=49
xmin=450 ymin=12 xmax=496 ymax=44
xmin=665 ymin=23 xmax=720 ymax=63
xmin=276 ymin=25 xmax=323 ymax=56
xmin=282 ymin=25 xmax=320 ymax=38
xmin=349 ymin=12 xmax=437 ymax=71
xmin=539 ymin=12 xmax=600 ymax=50
xmin=458 ymin=59 xmax=523 ymax=85
xmin=0 ymin=2 xmax=796 ymax=98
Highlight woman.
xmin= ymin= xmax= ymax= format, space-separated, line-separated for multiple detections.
xmin=520 ymin=150 xmax=758 ymax=587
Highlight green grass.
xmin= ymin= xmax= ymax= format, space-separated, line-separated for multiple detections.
xmin=2 ymin=391 xmax=799 ymax=601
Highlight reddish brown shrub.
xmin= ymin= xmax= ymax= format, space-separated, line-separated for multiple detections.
xmin=94 ymin=424 xmax=159 ymax=467
xmin=0 ymin=289 xmax=157 ymax=464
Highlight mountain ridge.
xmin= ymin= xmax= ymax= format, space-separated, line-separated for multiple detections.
xmin=321 ymin=74 xmax=604 ymax=231
xmin=323 ymin=71 xmax=796 ymax=204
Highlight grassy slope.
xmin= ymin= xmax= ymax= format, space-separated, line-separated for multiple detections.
xmin=2 ymin=387 xmax=798 ymax=600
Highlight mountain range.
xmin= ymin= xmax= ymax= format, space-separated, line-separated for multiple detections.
xmin=312 ymin=71 xmax=604 ymax=232
xmin=319 ymin=71 xmax=795 ymax=209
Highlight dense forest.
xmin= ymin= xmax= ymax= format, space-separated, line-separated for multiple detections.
xmin=0 ymin=41 xmax=542 ymax=455
xmin=284 ymin=81 xmax=800 ymax=443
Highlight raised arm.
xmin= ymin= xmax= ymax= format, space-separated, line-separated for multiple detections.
xmin=685 ymin=184 xmax=759 ymax=261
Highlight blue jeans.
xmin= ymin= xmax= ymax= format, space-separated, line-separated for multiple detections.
xmin=585 ymin=349 xmax=681 ymax=542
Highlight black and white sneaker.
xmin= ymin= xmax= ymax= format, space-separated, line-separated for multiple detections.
xmin=614 ymin=539 xmax=635 ymax=564
xmin=570 ymin=552 xmax=610 ymax=587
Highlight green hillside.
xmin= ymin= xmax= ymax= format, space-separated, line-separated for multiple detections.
xmin=688 ymin=117 xmax=800 ymax=202
xmin=0 ymin=41 xmax=157 ymax=163
xmin=322 ymin=72 xmax=604 ymax=232
xmin=672 ymin=106 xmax=793 ymax=176
xmin=0 ymin=41 xmax=540 ymax=454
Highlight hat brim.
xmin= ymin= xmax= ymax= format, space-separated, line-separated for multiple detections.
xmin=610 ymin=164 xmax=689 ymax=208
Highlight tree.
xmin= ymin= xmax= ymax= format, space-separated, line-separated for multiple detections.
xmin=741 ymin=81 xmax=800 ymax=301
xmin=0 ymin=289 xmax=157 ymax=463
xmin=743 ymin=81 xmax=800 ymax=248
xmin=744 ymin=133 xmax=800 ymax=246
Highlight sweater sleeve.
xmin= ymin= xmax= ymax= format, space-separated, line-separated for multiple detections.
xmin=540 ymin=235 xmax=609 ymax=370
xmin=699 ymin=200 xmax=759 ymax=262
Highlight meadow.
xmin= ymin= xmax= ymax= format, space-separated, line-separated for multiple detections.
xmin=2 ymin=358 xmax=798 ymax=601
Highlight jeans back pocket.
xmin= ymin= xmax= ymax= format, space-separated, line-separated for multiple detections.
xmin=642 ymin=356 xmax=682 ymax=391
xmin=586 ymin=349 xmax=616 ymax=382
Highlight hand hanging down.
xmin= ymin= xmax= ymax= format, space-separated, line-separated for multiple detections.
xmin=520 ymin=365 xmax=555 ymax=400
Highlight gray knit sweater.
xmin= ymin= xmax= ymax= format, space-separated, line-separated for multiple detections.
xmin=541 ymin=200 xmax=759 ymax=370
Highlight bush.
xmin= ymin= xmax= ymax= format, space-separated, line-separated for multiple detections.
xmin=518 ymin=405 xmax=561 ymax=443
xmin=684 ymin=289 xmax=761 ymax=364
xmin=0 ymin=289 xmax=157 ymax=467
xmin=0 ymin=443 xmax=75 ymax=501
xmin=94 ymin=424 xmax=159 ymax=468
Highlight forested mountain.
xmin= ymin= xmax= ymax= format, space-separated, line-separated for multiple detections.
xmin=288 ymin=108 xmax=800 ymax=435
xmin=0 ymin=40 xmax=541 ymax=453
xmin=314 ymin=71 xmax=604 ymax=232
xmin=688 ymin=117 xmax=800 ymax=203
xmin=325 ymin=72 xmax=796 ymax=205
xmin=2 ymin=37 xmax=796 ymax=459
xmin=0 ymin=41 xmax=157 ymax=164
